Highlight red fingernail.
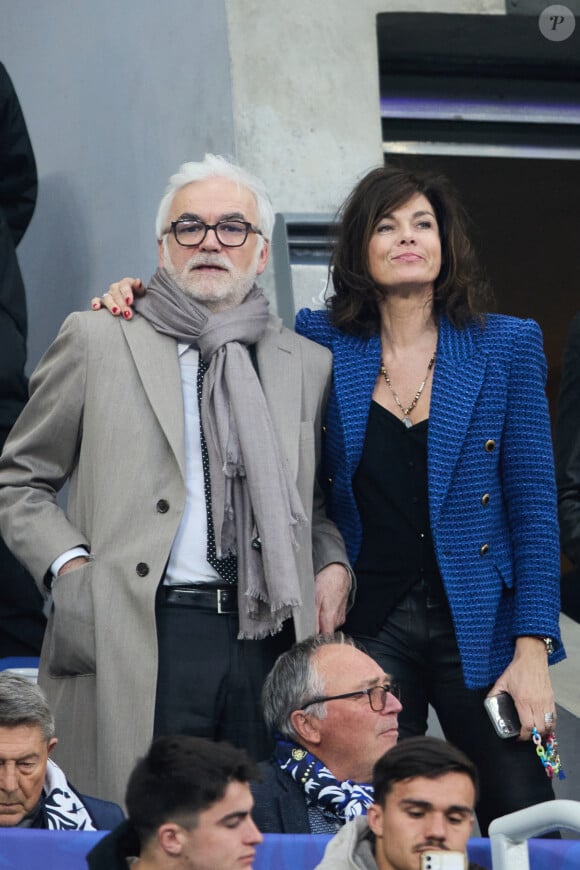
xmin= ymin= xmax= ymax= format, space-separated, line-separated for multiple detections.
xmin=91 ymin=302 xmax=100 ymax=310
xmin=112 ymin=306 xmax=120 ymax=314
xmin=125 ymin=297 xmax=132 ymax=305
xmin=123 ymin=310 xmax=132 ymax=320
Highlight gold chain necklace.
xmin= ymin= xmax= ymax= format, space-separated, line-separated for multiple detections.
xmin=379 ymin=352 xmax=436 ymax=429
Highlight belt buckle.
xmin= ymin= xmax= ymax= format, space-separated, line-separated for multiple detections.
xmin=217 ymin=589 xmax=232 ymax=614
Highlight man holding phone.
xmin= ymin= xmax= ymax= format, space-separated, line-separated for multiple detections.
xmin=315 ymin=736 xmax=486 ymax=870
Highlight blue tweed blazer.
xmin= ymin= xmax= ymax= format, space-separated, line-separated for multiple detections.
xmin=296 ymin=309 xmax=564 ymax=688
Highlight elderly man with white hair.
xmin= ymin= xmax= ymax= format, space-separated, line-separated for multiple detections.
xmin=0 ymin=155 xmax=351 ymax=807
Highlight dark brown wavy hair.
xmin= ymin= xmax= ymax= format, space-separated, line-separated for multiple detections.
xmin=329 ymin=164 xmax=492 ymax=336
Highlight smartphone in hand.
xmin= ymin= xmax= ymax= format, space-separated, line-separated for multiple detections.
xmin=484 ymin=692 xmax=521 ymax=738
xmin=421 ymin=852 xmax=467 ymax=869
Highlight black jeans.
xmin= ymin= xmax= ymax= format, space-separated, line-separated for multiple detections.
xmin=353 ymin=579 xmax=556 ymax=835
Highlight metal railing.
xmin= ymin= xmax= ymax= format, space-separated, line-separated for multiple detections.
xmin=489 ymin=799 xmax=580 ymax=870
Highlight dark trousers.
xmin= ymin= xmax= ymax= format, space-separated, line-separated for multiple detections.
xmin=353 ymin=580 xmax=556 ymax=836
xmin=153 ymin=597 xmax=295 ymax=761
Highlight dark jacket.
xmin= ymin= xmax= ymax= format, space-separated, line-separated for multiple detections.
xmin=0 ymin=61 xmax=36 ymax=431
xmin=81 ymin=794 xmax=125 ymax=830
xmin=251 ymin=758 xmax=310 ymax=834
xmin=556 ymin=312 xmax=580 ymax=565
xmin=87 ymin=820 xmax=141 ymax=869
xmin=0 ymin=63 xmax=45 ymax=657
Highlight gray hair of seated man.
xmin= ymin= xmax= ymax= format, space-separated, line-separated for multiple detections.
xmin=262 ymin=632 xmax=356 ymax=742
xmin=155 ymin=153 xmax=276 ymax=245
xmin=0 ymin=672 xmax=55 ymax=742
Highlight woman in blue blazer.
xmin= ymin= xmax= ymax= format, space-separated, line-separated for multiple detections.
xmin=296 ymin=165 xmax=564 ymax=834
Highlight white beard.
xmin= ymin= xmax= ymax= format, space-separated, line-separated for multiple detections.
xmin=164 ymin=247 xmax=260 ymax=311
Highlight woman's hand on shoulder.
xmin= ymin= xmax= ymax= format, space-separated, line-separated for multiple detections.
xmin=90 ymin=277 xmax=145 ymax=319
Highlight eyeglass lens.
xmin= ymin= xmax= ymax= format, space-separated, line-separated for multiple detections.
xmin=174 ymin=220 xmax=249 ymax=247
xmin=368 ymin=684 xmax=398 ymax=711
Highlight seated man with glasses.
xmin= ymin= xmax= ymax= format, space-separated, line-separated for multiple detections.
xmin=252 ymin=632 xmax=402 ymax=834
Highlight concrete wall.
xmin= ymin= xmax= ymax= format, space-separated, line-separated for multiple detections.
xmin=1 ymin=0 xmax=508 ymax=366
xmin=226 ymin=0 xmax=505 ymax=215
xmin=227 ymin=0 xmax=384 ymax=216
xmin=2 ymin=0 xmax=235 ymax=370
xmin=225 ymin=0 xmax=505 ymax=304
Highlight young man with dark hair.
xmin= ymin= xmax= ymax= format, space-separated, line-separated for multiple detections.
xmin=316 ymin=736 xmax=486 ymax=870
xmin=88 ymin=735 xmax=262 ymax=870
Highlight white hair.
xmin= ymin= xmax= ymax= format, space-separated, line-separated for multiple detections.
xmin=155 ymin=154 xmax=275 ymax=243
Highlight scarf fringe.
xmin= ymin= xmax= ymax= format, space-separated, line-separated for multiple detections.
xmin=245 ymin=591 xmax=302 ymax=611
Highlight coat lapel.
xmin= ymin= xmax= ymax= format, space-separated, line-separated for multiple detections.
xmin=121 ymin=316 xmax=186 ymax=478
xmin=332 ymin=333 xmax=382 ymax=474
xmin=428 ymin=316 xmax=487 ymax=526
xmin=256 ymin=316 xmax=301 ymax=480
xmin=275 ymin=766 xmax=310 ymax=833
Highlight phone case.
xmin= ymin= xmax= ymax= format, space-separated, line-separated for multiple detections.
xmin=421 ymin=852 xmax=467 ymax=869
xmin=484 ymin=692 xmax=521 ymax=738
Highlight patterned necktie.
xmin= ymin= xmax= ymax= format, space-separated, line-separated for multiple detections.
xmin=196 ymin=355 xmax=238 ymax=584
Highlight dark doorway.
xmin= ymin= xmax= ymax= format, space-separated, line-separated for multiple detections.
xmin=377 ymin=11 xmax=580 ymax=419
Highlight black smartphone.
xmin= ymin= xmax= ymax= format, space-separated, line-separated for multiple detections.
xmin=484 ymin=692 xmax=521 ymax=738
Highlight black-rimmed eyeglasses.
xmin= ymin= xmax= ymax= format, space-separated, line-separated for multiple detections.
xmin=302 ymin=682 xmax=400 ymax=713
xmin=165 ymin=219 xmax=263 ymax=248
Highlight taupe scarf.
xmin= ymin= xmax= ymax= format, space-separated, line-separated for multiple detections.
xmin=135 ymin=268 xmax=306 ymax=638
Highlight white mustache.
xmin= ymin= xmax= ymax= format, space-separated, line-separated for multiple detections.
xmin=186 ymin=254 xmax=232 ymax=272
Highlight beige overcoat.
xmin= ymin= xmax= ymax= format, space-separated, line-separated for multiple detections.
xmin=0 ymin=309 xmax=349 ymax=806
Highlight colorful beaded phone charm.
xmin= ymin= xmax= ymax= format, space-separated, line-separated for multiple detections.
xmin=532 ymin=727 xmax=565 ymax=779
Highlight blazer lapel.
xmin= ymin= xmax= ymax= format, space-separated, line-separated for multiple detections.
xmin=121 ymin=316 xmax=186 ymax=478
xmin=256 ymin=316 xmax=301 ymax=480
xmin=428 ymin=316 xmax=487 ymax=526
xmin=332 ymin=333 xmax=382 ymax=474
xmin=275 ymin=767 xmax=310 ymax=833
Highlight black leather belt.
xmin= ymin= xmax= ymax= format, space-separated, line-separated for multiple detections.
xmin=162 ymin=585 xmax=238 ymax=614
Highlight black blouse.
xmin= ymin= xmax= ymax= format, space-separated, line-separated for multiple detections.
xmin=345 ymin=401 xmax=444 ymax=636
